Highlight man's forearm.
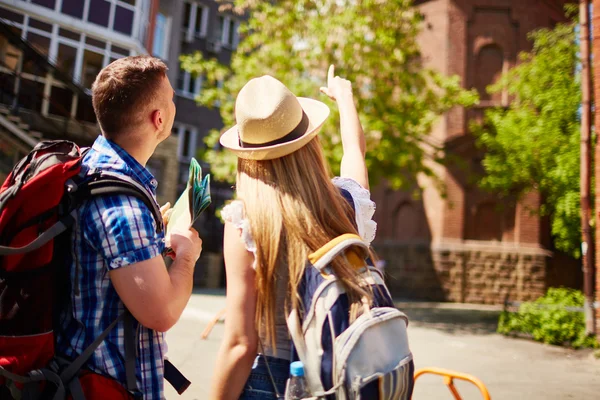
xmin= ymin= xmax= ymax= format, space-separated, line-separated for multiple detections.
xmin=163 ymin=254 xmax=196 ymax=326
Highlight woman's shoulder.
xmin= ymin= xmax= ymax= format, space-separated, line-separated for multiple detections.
xmin=331 ymin=177 xmax=377 ymax=245
xmin=221 ymin=200 xmax=257 ymax=254
xmin=221 ymin=200 xmax=245 ymax=225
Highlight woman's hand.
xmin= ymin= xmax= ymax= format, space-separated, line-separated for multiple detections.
xmin=320 ymin=65 xmax=353 ymax=103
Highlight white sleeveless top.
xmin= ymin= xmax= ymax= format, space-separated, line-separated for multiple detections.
xmin=220 ymin=177 xmax=377 ymax=360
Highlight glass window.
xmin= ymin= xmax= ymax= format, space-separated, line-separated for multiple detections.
xmin=228 ymin=19 xmax=236 ymax=46
xmin=153 ymin=13 xmax=168 ymax=59
xmin=218 ymin=16 xmax=225 ymax=42
xmin=176 ymin=69 xmax=186 ymax=92
xmin=114 ymin=5 xmax=134 ymax=35
xmin=29 ymin=18 xmax=53 ymax=33
xmin=111 ymin=45 xmax=130 ymax=56
xmin=31 ymin=0 xmax=56 ymax=10
xmin=81 ymin=49 xmax=103 ymax=88
xmin=49 ymin=85 xmax=73 ymax=117
xmin=59 ymin=28 xmax=80 ymax=41
xmin=56 ymin=44 xmax=77 ymax=77
xmin=25 ymin=32 xmax=51 ymax=57
xmin=61 ymin=0 xmax=84 ymax=19
xmin=183 ymin=2 xmax=192 ymax=30
xmin=76 ymin=95 xmax=96 ymax=123
xmin=88 ymin=0 xmax=111 ymax=28
xmin=182 ymin=129 xmax=192 ymax=158
xmin=85 ymin=36 xmax=106 ymax=50
xmin=17 ymin=79 xmax=45 ymax=112
xmin=186 ymin=75 xmax=196 ymax=95
xmin=194 ymin=6 xmax=203 ymax=35
xmin=0 ymin=7 xmax=24 ymax=23
xmin=118 ymin=0 xmax=136 ymax=5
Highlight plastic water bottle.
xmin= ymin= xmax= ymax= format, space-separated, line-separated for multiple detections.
xmin=285 ymin=361 xmax=311 ymax=399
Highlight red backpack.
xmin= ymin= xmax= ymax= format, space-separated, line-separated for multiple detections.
xmin=0 ymin=140 xmax=189 ymax=399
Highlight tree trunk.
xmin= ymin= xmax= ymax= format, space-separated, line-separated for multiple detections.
xmin=591 ymin=0 xmax=600 ymax=337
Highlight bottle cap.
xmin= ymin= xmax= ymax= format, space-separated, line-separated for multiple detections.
xmin=290 ymin=361 xmax=305 ymax=377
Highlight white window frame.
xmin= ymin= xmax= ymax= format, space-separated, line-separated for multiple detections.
xmin=177 ymin=70 xmax=203 ymax=100
xmin=183 ymin=1 xmax=209 ymax=42
xmin=0 ymin=9 xmax=136 ymax=119
xmin=1 ymin=0 xmax=146 ymax=56
xmin=173 ymin=123 xmax=199 ymax=162
xmin=152 ymin=12 xmax=171 ymax=60
xmin=219 ymin=15 xmax=239 ymax=49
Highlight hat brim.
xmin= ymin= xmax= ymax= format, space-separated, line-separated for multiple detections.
xmin=219 ymin=97 xmax=330 ymax=160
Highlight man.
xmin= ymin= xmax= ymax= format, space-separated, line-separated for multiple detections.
xmin=57 ymin=56 xmax=202 ymax=399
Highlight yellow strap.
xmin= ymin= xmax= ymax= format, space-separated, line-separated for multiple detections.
xmin=308 ymin=233 xmax=366 ymax=270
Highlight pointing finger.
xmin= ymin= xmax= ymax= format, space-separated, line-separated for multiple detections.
xmin=328 ymin=65 xmax=335 ymax=86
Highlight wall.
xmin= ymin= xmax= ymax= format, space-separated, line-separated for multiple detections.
xmin=376 ymin=241 xmax=550 ymax=304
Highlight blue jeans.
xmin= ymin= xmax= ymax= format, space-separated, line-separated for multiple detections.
xmin=239 ymin=355 xmax=290 ymax=399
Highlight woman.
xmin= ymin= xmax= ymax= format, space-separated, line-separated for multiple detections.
xmin=210 ymin=66 xmax=377 ymax=399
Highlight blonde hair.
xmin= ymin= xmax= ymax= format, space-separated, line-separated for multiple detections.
xmin=236 ymin=137 xmax=374 ymax=347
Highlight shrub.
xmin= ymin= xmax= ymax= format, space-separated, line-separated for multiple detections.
xmin=497 ymin=288 xmax=599 ymax=349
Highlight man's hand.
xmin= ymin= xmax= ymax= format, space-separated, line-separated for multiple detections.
xmin=170 ymin=228 xmax=203 ymax=263
xmin=320 ymin=65 xmax=353 ymax=102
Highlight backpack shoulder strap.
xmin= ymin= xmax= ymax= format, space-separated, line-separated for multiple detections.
xmin=308 ymin=233 xmax=369 ymax=271
xmin=78 ymin=171 xmax=164 ymax=233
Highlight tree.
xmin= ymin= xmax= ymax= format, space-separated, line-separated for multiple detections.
xmin=181 ymin=0 xmax=477 ymax=189
xmin=472 ymin=21 xmax=582 ymax=257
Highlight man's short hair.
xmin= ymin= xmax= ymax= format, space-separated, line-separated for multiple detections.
xmin=92 ymin=55 xmax=168 ymax=137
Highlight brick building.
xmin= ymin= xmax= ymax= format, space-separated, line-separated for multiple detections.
xmin=373 ymin=0 xmax=578 ymax=304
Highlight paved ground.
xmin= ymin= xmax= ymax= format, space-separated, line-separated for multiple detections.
xmin=164 ymin=290 xmax=600 ymax=399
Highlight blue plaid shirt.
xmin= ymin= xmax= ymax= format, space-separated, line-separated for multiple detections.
xmin=57 ymin=135 xmax=166 ymax=399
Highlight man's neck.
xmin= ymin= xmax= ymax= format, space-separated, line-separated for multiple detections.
xmin=108 ymin=133 xmax=156 ymax=167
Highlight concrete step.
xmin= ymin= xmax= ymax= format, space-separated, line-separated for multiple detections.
xmin=29 ymin=131 xmax=43 ymax=140
xmin=6 ymin=114 xmax=20 ymax=123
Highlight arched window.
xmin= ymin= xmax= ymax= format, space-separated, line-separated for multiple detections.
xmin=475 ymin=44 xmax=504 ymax=102
xmin=466 ymin=202 xmax=503 ymax=241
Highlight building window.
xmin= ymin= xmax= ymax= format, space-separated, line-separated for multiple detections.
xmin=153 ymin=12 xmax=171 ymax=59
xmin=176 ymin=68 xmax=203 ymax=99
xmin=114 ymin=4 xmax=135 ymax=35
xmin=49 ymin=85 xmax=73 ymax=117
xmin=111 ymin=44 xmax=130 ymax=57
xmin=219 ymin=15 xmax=239 ymax=49
xmin=0 ymin=6 xmax=24 ymax=23
xmin=56 ymin=44 xmax=78 ymax=77
xmin=0 ymin=8 xmax=139 ymax=120
xmin=81 ymin=49 xmax=104 ymax=89
xmin=61 ymin=0 xmax=85 ymax=19
xmin=58 ymin=0 xmax=137 ymax=36
xmin=31 ymin=0 xmax=56 ymax=10
xmin=173 ymin=123 xmax=199 ymax=162
xmin=475 ymin=44 xmax=504 ymax=103
xmin=88 ymin=0 xmax=111 ymax=28
xmin=183 ymin=1 xmax=209 ymax=41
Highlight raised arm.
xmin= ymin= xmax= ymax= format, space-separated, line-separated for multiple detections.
xmin=320 ymin=65 xmax=369 ymax=190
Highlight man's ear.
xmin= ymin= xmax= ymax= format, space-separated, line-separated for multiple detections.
xmin=151 ymin=109 xmax=162 ymax=131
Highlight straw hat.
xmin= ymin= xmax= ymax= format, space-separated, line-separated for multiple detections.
xmin=219 ymin=75 xmax=330 ymax=160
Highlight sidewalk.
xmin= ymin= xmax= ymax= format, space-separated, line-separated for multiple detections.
xmin=164 ymin=291 xmax=600 ymax=399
